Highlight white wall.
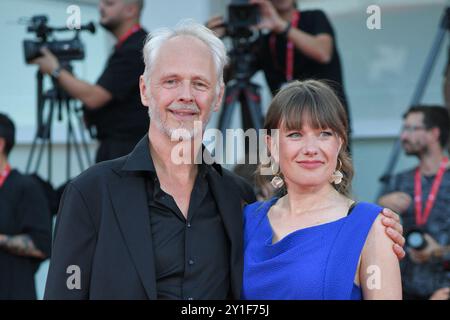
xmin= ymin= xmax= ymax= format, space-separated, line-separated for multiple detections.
xmin=141 ymin=0 xmax=214 ymax=30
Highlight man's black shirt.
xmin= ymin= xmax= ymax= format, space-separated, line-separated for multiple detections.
xmin=128 ymin=139 xmax=231 ymax=299
xmin=147 ymin=165 xmax=230 ymax=300
xmin=84 ymin=28 xmax=149 ymax=142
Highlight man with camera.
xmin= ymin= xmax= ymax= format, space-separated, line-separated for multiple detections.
xmin=379 ymin=106 xmax=450 ymax=300
xmin=207 ymin=0 xmax=350 ymax=134
xmin=31 ymin=0 xmax=148 ymax=163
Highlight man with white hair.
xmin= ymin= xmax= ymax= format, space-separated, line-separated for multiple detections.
xmin=44 ymin=20 xmax=257 ymax=300
xmin=32 ymin=0 xmax=148 ymax=162
xmin=44 ymin=20 xmax=405 ymax=300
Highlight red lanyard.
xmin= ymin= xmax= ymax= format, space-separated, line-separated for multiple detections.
xmin=269 ymin=11 xmax=300 ymax=81
xmin=116 ymin=23 xmax=141 ymax=48
xmin=414 ymin=157 xmax=448 ymax=226
xmin=0 ymin=163 xmax=11 ymax=188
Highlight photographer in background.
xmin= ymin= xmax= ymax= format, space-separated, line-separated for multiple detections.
xmin=0 ymin=113 xmax=52 ymax=299
xmin=31 ymin=0 xmax=148 ymax=163
xmin=207 ymin=0 xmax=350 ymax=138
xmin=378 ymin=106 xmax=450 ymax=300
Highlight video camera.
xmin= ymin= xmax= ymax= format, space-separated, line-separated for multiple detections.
xmin=226 ymin=0 xmax=260 ymax=39
xmin=23 ymin=15 xmax=95 ymax=63
xmin=220 ymin=0 xmax=261 ymax=82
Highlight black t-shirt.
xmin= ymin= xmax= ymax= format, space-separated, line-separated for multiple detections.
xmin=255 ymin=10 xmax=349 ymax=116
xmin=84 ymin=29 xmax=149 ymax=141
xmin=0 ymin=170 xmax=52 ymax=299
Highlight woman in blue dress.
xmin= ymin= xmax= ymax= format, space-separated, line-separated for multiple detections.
xmin=242 ymin=80 xmax=402 ymax=300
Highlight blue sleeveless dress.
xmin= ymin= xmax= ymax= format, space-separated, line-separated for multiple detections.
xmin=241 ymin=198 xmax=382 ymax=300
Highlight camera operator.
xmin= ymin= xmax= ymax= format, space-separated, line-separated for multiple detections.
xmin=207 ymin=0 xmax=350 ymax=136
xmin=31 ymin=0 xmax=148 ymax=163
xmin=0 ymin=113 xmax=52 ymax=299
xmin=378 ymin=106 xmax=450 ymax=300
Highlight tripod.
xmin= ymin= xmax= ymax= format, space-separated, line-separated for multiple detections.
xmin=217 ymin=41 xmax=264 ymax=163
xmin=377 ymin=7 xmax=450 ymax=198
xmin=26 ymin=63 xmax=92 ymax=183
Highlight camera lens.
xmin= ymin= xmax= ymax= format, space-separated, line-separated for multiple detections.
xmin=406 ymin=230 xmax=427 ymax=250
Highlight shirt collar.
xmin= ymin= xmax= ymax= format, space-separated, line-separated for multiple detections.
xmin=121 ymin=135 xmax=222 ymax=176
xmin=121 ymin=135 xmax=156 ymax=173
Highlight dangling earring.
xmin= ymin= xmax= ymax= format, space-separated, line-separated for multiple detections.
xmin=270 ymin=162 xmax=284 ymax=189
xmin=330 ymin=159 xmax=343 ymax=185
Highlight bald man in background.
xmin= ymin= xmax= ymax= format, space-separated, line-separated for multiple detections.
xmin=32 ymin=0 xmax=149 ymax=163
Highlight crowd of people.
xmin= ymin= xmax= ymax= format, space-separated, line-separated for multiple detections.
xmin=1 ymin=0 xmax=449 ymax=300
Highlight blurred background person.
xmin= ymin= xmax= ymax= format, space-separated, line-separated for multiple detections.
xmin=207 ymin=0 xmax=350 ymax=144
xmin=378 ymin=106 xmax=450 ymax=300
xmin=0 ymin=113 xmax=52 ymax=299
xmin=31 ymin=0 xmax=149 ymax=163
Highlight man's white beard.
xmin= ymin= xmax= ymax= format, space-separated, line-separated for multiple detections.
xmin=147 ymin=95 xmax=215 ymax=141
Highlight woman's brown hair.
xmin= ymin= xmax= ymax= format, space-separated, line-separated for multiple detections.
xmin=259 ymin=79 xmax=353 ymax=197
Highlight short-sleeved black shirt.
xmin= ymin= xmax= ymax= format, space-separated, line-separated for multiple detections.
xmin=254 ymin=10 xmax=349 ymax=117
xmin=84 ymin=29 xmax=149 ymax=141
xmin=0 ymin=170 xmax=52 ymax=299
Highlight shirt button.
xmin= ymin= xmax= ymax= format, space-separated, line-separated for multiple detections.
xmin=187 ymin=222 xmax=191 ymax=228
xmin=188 ymin=259 xmax=194 ymax=265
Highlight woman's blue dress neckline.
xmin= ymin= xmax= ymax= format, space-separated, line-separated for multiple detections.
xmin=242 ymin=197 xmax=382 ymax=300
